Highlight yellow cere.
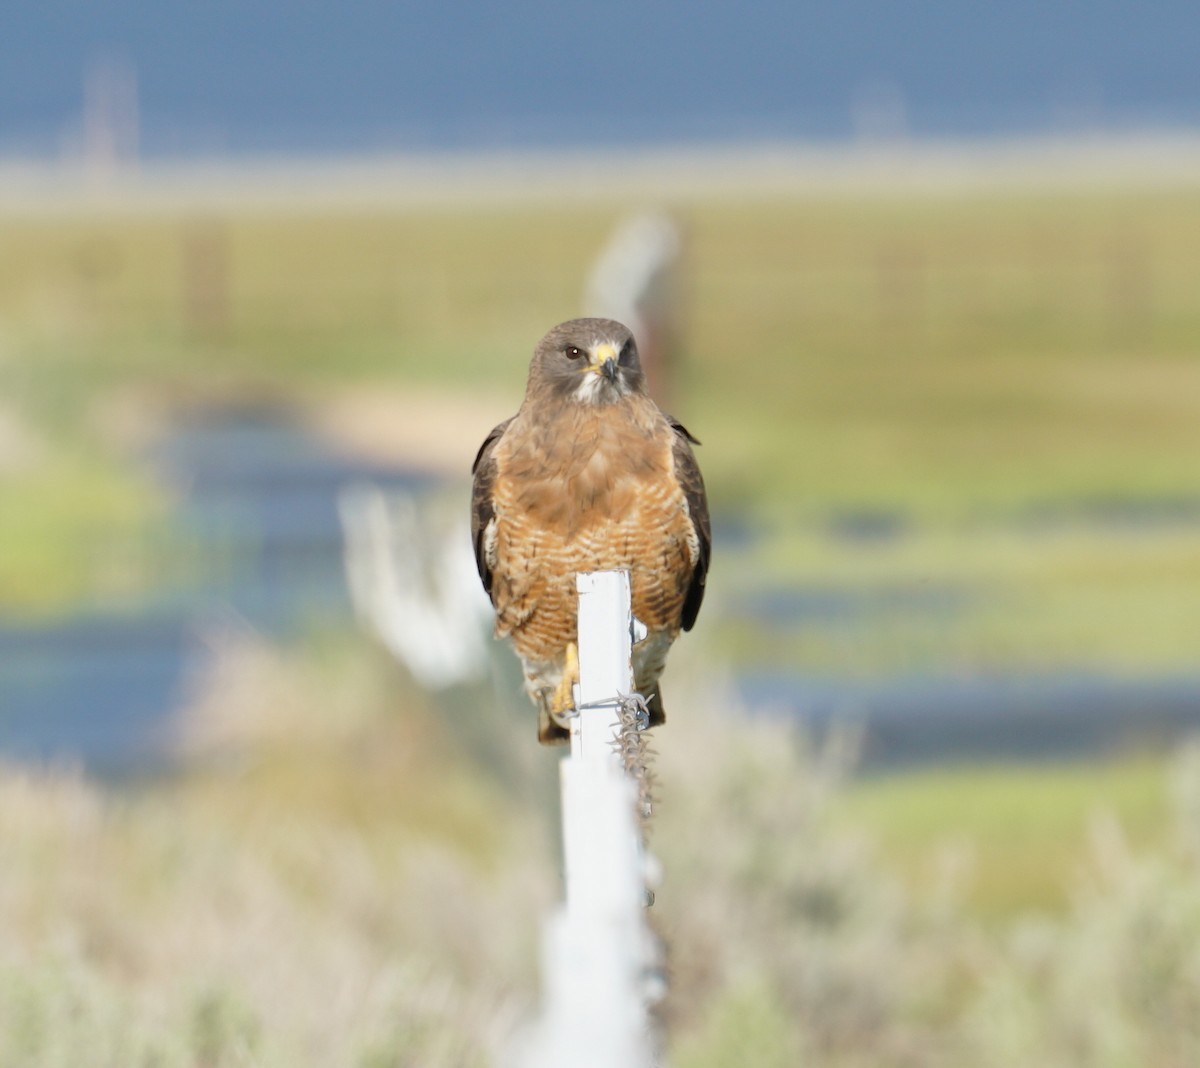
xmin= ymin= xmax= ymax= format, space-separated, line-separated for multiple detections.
xmin=589 ymin=342 xmax=618 ymax=371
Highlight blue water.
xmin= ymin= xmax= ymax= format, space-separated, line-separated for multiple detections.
xmin=740 ymin=670 xmax=1200 ymax=770
xmin=0 ymin=615 xmax=196 ymax=770
xmin=0 ymin=410 xmax=430 ymax=775
xmin=2 ymin=2 xmax=1198 ymax=157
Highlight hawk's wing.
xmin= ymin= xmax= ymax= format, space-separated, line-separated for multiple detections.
xmin=669 ymin=418 xmax=711 ymax=632
xmin=470 ymin=417 xmax=513 ymax=603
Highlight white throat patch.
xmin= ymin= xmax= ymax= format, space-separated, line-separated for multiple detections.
xmin=574 ymin=373 xmax=608 ymax=403
xmin=573 ymin=343 xmax=629 ymax=404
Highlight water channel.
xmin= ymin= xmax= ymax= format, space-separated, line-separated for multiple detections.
xmin=2 ymin=408 xmax=1198 ymax=774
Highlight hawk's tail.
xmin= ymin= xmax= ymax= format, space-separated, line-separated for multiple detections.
xmin=645 ymin=686 xmax=666 ymax=728
xmin=537 ymin=702 xmax=571 ymax=746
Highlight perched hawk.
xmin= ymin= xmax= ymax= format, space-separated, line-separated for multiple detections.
xmin=471 ymin=317 xmax=710 ymax=744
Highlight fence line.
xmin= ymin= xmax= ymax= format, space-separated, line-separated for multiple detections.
xmin=521 ymin=570 xmax=661 ymax=1068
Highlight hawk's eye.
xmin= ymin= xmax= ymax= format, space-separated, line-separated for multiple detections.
xmin=565 ymin=345 xmax=586 ymax=361
xmin=618 ymin=340 xmax=634 ymax=365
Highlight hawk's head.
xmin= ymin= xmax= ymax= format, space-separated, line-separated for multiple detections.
xmin=526 ymin=318 xmax=646 ymax=406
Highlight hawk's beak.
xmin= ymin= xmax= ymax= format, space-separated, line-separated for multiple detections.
xmin=588 ymin=343 xmax=619 ymax=383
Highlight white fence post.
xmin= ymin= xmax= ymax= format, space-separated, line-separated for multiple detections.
xmin=522 ymin=570 xmax=658 ymax=1068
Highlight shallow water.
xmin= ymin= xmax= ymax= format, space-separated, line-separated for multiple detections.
xmin=0 ymin=410 xmax=429 ymax=774
xmin=2 ymin=410 xmax=1197 ymax=774
xmin=740 ymin=670 xmax=1200 ymax=770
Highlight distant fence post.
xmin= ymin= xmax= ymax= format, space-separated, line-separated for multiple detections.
xmin=522 ymin=569 xmax=658 ymax=1068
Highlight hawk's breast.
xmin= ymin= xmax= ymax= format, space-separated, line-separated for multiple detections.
xmin=489 ymin=404 xmax=695 ymax=663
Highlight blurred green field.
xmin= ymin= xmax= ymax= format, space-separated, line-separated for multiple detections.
xmin=3 ymin=185 xmax=1199 ymax=675
xmin=4 ymin=185 xmax=1200 ymax=508
xmin=843 ymin=754 xmax=1171 ymax=918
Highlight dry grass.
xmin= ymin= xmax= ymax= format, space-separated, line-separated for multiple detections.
xmin=653 ymin=683 xmax=1200 ymax=1066
xmin=1 ymin=637 xmax=1198 ymax=1065
xmin=0 ymin=636 xmax=549 ymax=1066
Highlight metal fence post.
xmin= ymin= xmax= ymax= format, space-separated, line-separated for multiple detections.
xmin=522 ymin=569 xmax=657 ymax=1068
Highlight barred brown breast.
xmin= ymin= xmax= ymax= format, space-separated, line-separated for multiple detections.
xmin=471 ymin=318 xmax=710 ymax=744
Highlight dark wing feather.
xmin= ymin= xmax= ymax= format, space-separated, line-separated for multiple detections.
xmin=470 ymin=418 xmax=512 ymax=602
xmin=668 ymin=417 xmax=710 ymax=631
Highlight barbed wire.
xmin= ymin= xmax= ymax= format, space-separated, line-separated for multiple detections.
xmin=613 ymin=692 xmax=656 ymax=829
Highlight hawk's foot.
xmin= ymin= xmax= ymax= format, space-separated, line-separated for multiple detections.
xmin=535 ymin=642 xmax=580 ymax=746
xmin=550 ymin=641 xmax=580 ymax=724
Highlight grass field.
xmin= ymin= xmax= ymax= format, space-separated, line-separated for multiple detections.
xmin=843 ymin=754 xmax=1172 ymax=918
xmin=4 ymin=180 xmax=1199 ymax=646
xmin=2 ymin=164 xmax=1200 ymax=1063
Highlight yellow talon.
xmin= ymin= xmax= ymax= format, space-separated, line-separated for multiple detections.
xmin=536 ymin=642 xmax=581 ymax=744
xmin=551 ymin=641 xmax=580 ymax=725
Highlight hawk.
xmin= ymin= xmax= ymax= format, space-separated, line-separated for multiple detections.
xmin=471 ymin=317 xmax=710 ymax=744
